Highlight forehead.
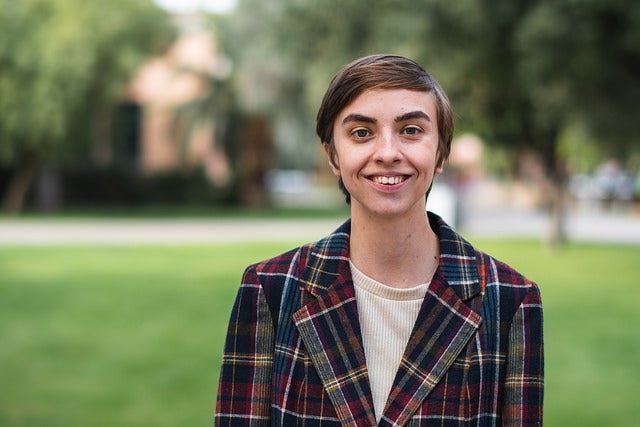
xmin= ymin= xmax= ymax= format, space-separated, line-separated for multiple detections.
xmin=337 ymin=88 xmax=436 ymax=119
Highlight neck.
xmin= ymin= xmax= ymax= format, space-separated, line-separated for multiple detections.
xmin=349 ymin=210 xmax=439 ymax=289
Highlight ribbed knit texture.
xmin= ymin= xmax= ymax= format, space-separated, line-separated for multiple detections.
xmin=349 ymin=260 xmax=429 ymax=422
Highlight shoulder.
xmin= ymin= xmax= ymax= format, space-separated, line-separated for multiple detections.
xmin=429 ymin=211 xmax=540 ymax=306
xmin=244 ymin=219 xmax=351 ymax=280
xmin=236 ymin=244 xmax=313 ymax=325
xmin=475 ymin=248 xmax=535 ymax=287
xmin=474 ymin=248 xmax=542 ymax=313
xmin=243 ymin=244 xmax=313 ymax=286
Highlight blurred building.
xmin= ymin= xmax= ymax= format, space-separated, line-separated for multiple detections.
xmin=124 ymin=15 xmax=231 ymax=185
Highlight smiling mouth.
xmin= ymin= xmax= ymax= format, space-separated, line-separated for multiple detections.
xmin=370 ymin=175 xmax=407 ymax=185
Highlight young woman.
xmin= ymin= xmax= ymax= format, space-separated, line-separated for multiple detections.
xmin=215 ymin=54 xmax=544 ymax=426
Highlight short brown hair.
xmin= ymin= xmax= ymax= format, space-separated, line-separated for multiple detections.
xmin=316 ymin=54 xmax=454 ymax=202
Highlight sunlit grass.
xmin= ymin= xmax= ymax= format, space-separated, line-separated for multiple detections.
xmin=0 ymin=243 xmax=293 ymax=427
xmin=0 ymin=240 xmax=638 ymax=426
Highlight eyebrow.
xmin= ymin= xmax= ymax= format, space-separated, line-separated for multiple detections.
xmin=395 ymin=111 xmax=431 ymax=123
xmin=341 ymin=114 xmax=376 ymax=125
xmin=341 ymin=111 xmax=431 ymax=126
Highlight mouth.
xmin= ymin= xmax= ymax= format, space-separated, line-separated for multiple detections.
xmin=369 ymin=175 xmax=408 ymax=185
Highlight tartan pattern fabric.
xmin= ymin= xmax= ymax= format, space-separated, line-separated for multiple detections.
xmin=215 ymin=213 xmax=544 ymax=426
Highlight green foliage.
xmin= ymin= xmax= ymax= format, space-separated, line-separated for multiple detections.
xmin=515 ymin=0 xmax=640 ymax=148
xmin=218 ymin=0 xmax=640 ymax=242
xmin=220 ymin=0 xmax=640 ymax=170
xmin=0 ymin=0 xmax=174 ymax=163
xmin=557 ymin=119 xmax=604 ymax=173
xmin=1 ymin=238 xmax=639 ymax=425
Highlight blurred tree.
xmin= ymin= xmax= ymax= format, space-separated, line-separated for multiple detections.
xmin=0 ymin=0 xmax=174 ymax=213
xmin=222 ymin=0 xmax=639 ymax=243
xmin=411 ymin=0 xmax=640 ymax=244
xmin=171 ymin=67 xmax=233 ymax=167
xmin=214 ymin=0 xmax=308 ymax=174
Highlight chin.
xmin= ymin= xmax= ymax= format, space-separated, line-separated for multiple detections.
xmin=365 ymin=203 xmax=423 ymax=220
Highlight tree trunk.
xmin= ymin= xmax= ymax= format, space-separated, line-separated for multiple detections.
xmin=91 ymin=105 xmax=113 ymax=166
xmin=2 ymin=153 xmax=39 ymax=215
xmin=548 ymin=170 xmax=569 ymax=247
xmin=546 ymin=146 xmax=570 ymax=246
xmin=34 ymin=167 xmax=64 ymax=212
xmin=239 ymin=116 xmax=273 ymax=208
xmin=538 ymin=126 xmax=569 ymax=246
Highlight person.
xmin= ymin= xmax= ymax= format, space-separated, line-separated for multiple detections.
xmin=215 ymin=54 xmax=544 ymax=426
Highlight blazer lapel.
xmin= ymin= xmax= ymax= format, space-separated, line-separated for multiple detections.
xmin=292 ymin=226 xmax=377 ymax=426
xmin=380 ymin=268 xmax=482 ymax=425
xmin=291 ymin=215 xmax=483 ymax=426
xmin=380 ymin=214 xmax=484 ymax=425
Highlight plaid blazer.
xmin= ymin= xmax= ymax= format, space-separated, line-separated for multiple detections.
xmin=215 ymin=213 xmax=544 ymax=426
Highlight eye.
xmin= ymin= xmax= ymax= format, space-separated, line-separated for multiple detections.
xmin=402 ymin=126 xmax=422 ymax=136
xmin=352 ymin=128 xmax=371 ymax=138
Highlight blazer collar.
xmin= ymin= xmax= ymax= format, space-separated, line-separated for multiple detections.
xmin=293 ymin=213 xmax=482 ymax=426
xmin=428 ymin=211 xmax=483 ymax=301
xmin=299 ymin=213 xmax=482 ymax=301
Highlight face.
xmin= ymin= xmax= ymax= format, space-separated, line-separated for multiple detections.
xmin=326 ymin=88 xmax=442 ymax=221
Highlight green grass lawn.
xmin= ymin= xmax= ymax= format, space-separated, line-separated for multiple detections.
xmin=1 ymin=239 xmax=638 ymax=426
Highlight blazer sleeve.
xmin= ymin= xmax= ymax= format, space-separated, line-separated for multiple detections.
xmin=215 ymin=265 xmax=275 ymax=426
xmin=502 ymin=285 xmax=544 ymax=426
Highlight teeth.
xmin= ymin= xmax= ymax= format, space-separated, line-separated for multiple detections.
xmin=373 ymin=176 xmax=403 ymax=185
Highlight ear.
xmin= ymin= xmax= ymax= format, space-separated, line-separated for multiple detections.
xmin=323 ymin=143 xmax=341 ymax=176
xmin=435 ymin=151 xmax=445 ymax=175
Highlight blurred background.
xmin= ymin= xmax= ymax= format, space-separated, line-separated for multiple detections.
xmin=1 ymin=0 xmax=639 ymax=238
xmin=1 ymin=0 xmax=639 ymax=426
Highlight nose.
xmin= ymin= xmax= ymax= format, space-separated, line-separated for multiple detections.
xmin=373 ymin=131 xmax=402 ymax=164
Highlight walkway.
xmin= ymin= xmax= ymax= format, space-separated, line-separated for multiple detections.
xmin=1 ymin=210 xmax=639 ymax=246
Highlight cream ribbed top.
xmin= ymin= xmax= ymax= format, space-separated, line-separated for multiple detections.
xmin=349 ymin=261 xmax=429 ymax=422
